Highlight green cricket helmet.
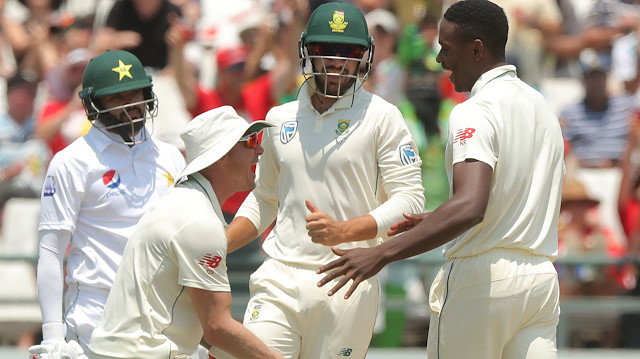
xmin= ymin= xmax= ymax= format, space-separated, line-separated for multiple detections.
xmin=299 ymin=2 xmax=374 ymax=98
xmin=79 ymin=50 xmax=158 ymax=145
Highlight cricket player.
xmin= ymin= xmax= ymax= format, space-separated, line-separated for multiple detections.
xmin=317 ymin=1 xmax=565 ymax=358
xmin=88 ymin=106 xmax=283 ymax=359
xmin=29 ymin=50 xmax=186 ymax=357
xmin=216 ymin=2 xmax=426 ymax=358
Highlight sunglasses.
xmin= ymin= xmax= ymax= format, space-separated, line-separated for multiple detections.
xmin=239 ymin=132 xmax=259 ymax=148
xmin=308 ymin=44 xmax=365 ymax=58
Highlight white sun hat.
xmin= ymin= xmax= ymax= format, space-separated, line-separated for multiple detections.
xmin=178 ymin=105 xmax=274 ymax=178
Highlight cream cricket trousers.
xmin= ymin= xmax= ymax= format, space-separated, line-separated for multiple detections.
xmin=427 ymin=248 xmax=560 ymax=359
xmin=212 ymin=258 xmax=380 ymax=359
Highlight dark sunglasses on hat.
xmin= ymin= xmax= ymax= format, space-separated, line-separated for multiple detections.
xmin=307 ymin=43 xmax=366 ymax=58
xmin=239 ymin=132 xmax=259 ymax=148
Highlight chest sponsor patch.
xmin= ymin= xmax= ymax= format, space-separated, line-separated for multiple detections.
xmin=102 ymin=170 xmax=121 ymax=189
xmin=280 ymin=121 xmax=298 ymax=144
xmin=399 ymin=144 xmax=418 ymax=165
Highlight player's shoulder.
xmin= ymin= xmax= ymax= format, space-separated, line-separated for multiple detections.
xmin=265 ymin=101 xmax=300 ymax=125
xmin=48 ymin=136 xmax=93 ymax=168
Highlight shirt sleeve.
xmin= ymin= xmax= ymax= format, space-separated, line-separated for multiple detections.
xmin=448 ymin=102 xmax=498 ymax=169
xmin=38 ymin=152 xmax=84 ymax=232
xmin=171 ymin=217 xmax=230 ymax=292
xmin=368 ymin=105 xmax=426 ymax=238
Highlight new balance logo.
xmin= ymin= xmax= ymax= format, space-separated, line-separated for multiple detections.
xmin=338 ymin=348 xmax=353 ymax=356
xmin=198 ymin=254 xmax=221 ymax=274
xmin=453 ymin=128 xmax=475 ymax=145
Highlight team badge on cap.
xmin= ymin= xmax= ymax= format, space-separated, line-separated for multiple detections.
xmin=112 ymin=59 xmax=133 ymax=81
xmin=280 ymin=121 xmax=298 ymax=144
xmin=330 ymin=10 xmax=348 ymax=32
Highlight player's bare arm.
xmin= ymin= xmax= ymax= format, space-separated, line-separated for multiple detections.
xmin=188 ymin=287 xmax=284 ymax=359
xmin=317 ymin=160 xmax=493 ymax=299
xmin=305 ymin=199 xmax=378 ymax=246
xmin=226 ymin=216 xmax=260 ymax=253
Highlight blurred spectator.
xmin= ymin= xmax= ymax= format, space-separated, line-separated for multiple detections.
xmin=35 ymin=47 xmax=92 ymax=156
xmin=0 ymin=71 xmax=49 ymax=227
xmin=93 ymin=0 xmax=182 ymax=71
xmin=166 ymin=0 xmax=304 ymax=227
xmin=618 ymin=111 xmax=640 ymax=259
xmin=0 ymin=0 xmax=65 ymax=80
xmin=559 ymin=57 xmax=635 ymax=168
xmin=583 ymin=0 xmax=640 ymax=71
xmin=364 ymin=8 xmax=404 ymax=107
xmin=611 ymin=22 xmax=640 ymax=96
xmin=491 ymin=0 xmax=563 ymax=87
xmin=558 ymin=177 xmax=625 ymax=296
xmin=397 ymin=14 xmax=443 ymax=137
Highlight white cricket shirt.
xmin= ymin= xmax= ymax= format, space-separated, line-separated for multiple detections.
xmin=39 ymin=126 xmax=186 ymax=291
xmin=444 ymin=65 xmax=565 ymax=259
xmin=90 ymin=173 xmax=230 ymax=358
xmin=236 ymin=84 xmax=426 ymax=266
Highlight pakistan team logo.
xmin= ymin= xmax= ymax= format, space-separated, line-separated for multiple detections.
xmin=250 ymin=304 xmax=262 ymax=320
xmin=329 ymin=10 xmax=348 ymax=32
xmin=335 ymin=119 xmax=350 ymax=136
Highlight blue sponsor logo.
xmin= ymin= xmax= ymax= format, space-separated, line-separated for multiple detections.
xmin=280 ymin=121 xmax=298 ymax=144
xmin=399 ymin=144 xmax=418 ymax=165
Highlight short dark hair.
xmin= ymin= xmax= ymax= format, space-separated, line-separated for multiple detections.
xmin=443 ymin=0 xmax=508 ymax=59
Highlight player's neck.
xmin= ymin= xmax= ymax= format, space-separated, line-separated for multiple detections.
xmin=311 ymin=92 xmax=337 ymax=114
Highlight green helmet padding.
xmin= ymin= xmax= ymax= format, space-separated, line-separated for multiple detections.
xmin=302 ymin=2 xmax=371 ymax=48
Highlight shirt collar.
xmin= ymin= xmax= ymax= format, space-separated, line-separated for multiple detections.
xmin=86 ymin=123 xmax=154 ymax=154
xmin=470 ymin=65 xmax=517 ymax=97
xmin=182 ymin=172 xmax=227 ymax=228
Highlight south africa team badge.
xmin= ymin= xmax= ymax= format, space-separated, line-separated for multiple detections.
xmin=335 ymin=119 xmax=350 ymax=136
xmin=251 ymin=304 xmax=263 ymax=320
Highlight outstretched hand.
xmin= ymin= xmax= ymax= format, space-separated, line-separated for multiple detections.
xmin=305 ymin=199 xmax=346 ymax=246
xmin=387 ymin=212 xmax=430 ymax=236
xmin=316 ymin=246 xmax=385 ymax=299
xmin=29 ymin=339 xmax=88 ymax=359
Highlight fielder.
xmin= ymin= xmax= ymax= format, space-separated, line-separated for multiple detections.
xmin=88 ymin=106 xmax=282 ymax=359
xmin=318 ymin=1 xmax=565 ymax=358
xmin=216 ymin=2 xmax=425 ymax=358
xmin=29 ymin=50 xmax=186 ymax=357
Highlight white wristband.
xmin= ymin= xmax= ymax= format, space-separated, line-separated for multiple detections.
xmin=42 ymin=322 xmax=65 ymax=342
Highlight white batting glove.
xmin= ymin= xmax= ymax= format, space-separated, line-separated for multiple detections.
xmin=28 ymin=339 xmax=87 ymax=359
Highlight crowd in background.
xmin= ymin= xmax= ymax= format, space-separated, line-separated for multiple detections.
xmin=1 ymin=0 xmax=640 ymax=350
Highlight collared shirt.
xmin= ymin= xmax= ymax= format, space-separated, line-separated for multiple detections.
xmin=39 ymin=125 xmax=186 ymax=291
xmin=444 ymin=65 xmax=565 ymax=259
xmin=90 ymin=173 xmax=230 ymax=358
xmin=236 ymin=83 xmax=425 ymax=266
xmin=560 ymin=95 xmax=634 ymax=167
